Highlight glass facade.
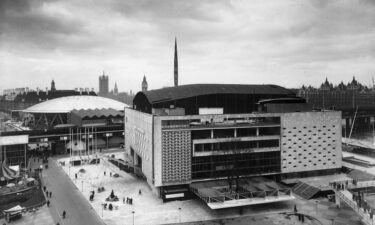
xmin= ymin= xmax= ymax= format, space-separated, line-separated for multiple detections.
xmin=194 ymin=140 xmax=279 ymax=152
xmin=191 ymin=151 xmax=281 ymax=180
xmin=1 ymin=144 xmax=26 ymax=166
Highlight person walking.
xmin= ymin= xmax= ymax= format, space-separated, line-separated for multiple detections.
xmin=49 ymin=191 xmax=52 ymax=198
xmin=47 ymin=200 xmax=50 ymax=207
xmin=62 ymin=210 xmax=66 ymax=219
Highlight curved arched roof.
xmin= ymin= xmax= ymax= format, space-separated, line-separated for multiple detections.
xmin=23 ymin=95 xmax=128 ymax=113
xmin=138 ymin=84 xmax=296 ymax=104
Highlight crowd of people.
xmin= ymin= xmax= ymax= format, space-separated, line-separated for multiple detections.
xmin=353 ymin=191 xmax=374 ymax=219
xmin=329 ymin=179 xmax=375 ymax=221
xmin=329 ymin=180 xmax=350 ymax=191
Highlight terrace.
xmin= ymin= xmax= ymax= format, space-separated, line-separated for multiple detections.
xmin=190 ymin=177 xmax=294 ymax=209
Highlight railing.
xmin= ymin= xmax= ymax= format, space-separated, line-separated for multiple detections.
xmin=352 ymin=180 xmax=375 ymax=189
xmin=336 ymin=190 xmax=374 ymax=225
xmin=162 ymin=122 xmax=280 ymax=130
xmin=192 ymin=186 xmax=292 ymax=204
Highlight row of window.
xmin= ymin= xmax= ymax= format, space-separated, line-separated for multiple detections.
xmin=283 ymin=125 xmax=335 ymax=130
xmin=282 ymin=161 xmax=336 ymax=169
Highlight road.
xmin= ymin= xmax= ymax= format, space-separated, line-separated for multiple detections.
xmin=41 ymin=157 xmax=105 ymax=225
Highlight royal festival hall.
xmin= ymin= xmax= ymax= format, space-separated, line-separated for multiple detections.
xmin=125 ymin=84 xmax=342 ymax=209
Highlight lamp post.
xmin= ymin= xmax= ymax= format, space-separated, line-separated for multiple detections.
xmin=178 ymin=207 xmax=181 ymax=223
xmin=105 ymin=133 xmax=112 ymax=151
xmin=132 ymin=211 xmax=135 ymax=225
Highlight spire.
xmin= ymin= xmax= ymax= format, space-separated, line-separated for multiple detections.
xmin=174 ymin=37 xmax=178 ymax=87
xmin=114 ymin=82 xmax=118 ymax=95
xmin=142 ymin=74 xmax=148 ymax=92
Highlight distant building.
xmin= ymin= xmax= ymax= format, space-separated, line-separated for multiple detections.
xmin=51 ymin=79 xmax=56 ymax=91
xmin=99 ymin=72 xmax=109 ymax=95
xmin=0 ymin=81 xmax=96 ymax=113
xmin=142 ymin=75 xmax=148 ymax=92
xmin=97 ymin=72 xmax=134 ymax=106
xmin=3 ymin=88 xmax=28 ymax=101
xmin=298 ymin=76 xmax=375 ymax=111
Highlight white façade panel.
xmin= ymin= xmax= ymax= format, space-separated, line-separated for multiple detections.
xmin=0 ymin=135 xmax=29 ymax=145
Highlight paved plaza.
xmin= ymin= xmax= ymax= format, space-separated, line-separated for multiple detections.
xmin=0 ymin=152 xmax=365 ymax=225
xmin=53 ymin=150 xmax=363 ymax=225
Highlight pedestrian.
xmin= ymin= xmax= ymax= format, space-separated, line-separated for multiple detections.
xmin=75 ymin=173 xmax=77 ymax=179
xmin=126 ymin=197 xmax=129 ymax=204
xmin=139 ymin=189 xmax=141 ymax=195
xmin=104 ymin=171 xmax=106 ymax=176
xmin=49 ymin=191 xmax=52 ymax=198
xmin=294 ymin=205 xmax=298 ymax=213
xmin=110 ymin=172 xmax=112 ymax=177
xmin=47 ymin=200 xmax=50 ymax=207
xmin=43 ymin=186 xmax=46 ymax=192
xmin=46 ymin=191 xmax=49 ymax=197
xmin=123 ymin=197 xmax=125 ymax=204
xmin=62 ymin=210 xmax=66 ymax=219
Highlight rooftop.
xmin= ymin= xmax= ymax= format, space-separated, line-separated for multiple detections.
xmin=140 ymin=84 xmax=296 ymax=104
xmin=23 ymin=95 xmax=128 ymax=113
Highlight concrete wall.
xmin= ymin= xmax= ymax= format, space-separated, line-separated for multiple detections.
xmin=280 ymin=111 xmax=342 ymax=173
xmin=154 ymin=117 xmax=162 ymax=187
xmin=125 ymin=108 xmax=154 ymax=186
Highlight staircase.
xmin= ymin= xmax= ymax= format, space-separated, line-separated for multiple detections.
xmin=292 ymin=181 xmax=320 ymax=199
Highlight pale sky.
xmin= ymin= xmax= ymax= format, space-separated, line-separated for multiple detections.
xmin=1 ymin=0 xmax=375 ymax=94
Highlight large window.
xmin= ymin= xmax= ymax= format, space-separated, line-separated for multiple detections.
xmin=259 ymin=127 xmax=280 ymax=136
xmin=237 ymin=128 xmax=256 ymax=137
xmin=213 ymin=129 xmax=234 ymax=138
xmin=191 ymin=130 xmax=211 ymax=140
xmin=194 ymin=140 xmax=279 ymax=153
xmin=191 ymin=151 xmax=281 ymax=179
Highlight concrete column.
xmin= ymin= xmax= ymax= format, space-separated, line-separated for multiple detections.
xmin=346 ymin=118 xmax=350 ymax=137
xmin=211 ymin=130 xmax=214 ymax=138
xmin=335 ymin=192 xmax=341 ymax=208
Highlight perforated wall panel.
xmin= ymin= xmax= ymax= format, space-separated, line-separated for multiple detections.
xmin=162 ymin=130 xmax=191 ymax=184
xmin=280 ymin=112 xmax=342 ymax=173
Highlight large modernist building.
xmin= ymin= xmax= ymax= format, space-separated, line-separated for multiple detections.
xmin=125 ymin=84 xmax=342 ymax=208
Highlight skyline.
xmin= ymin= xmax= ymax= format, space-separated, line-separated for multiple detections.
xmin=1 ymin=0 xmax=375 ymax=93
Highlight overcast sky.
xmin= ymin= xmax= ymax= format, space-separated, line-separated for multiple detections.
xmin=1 ymin=0 xmax=375 ymax=94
